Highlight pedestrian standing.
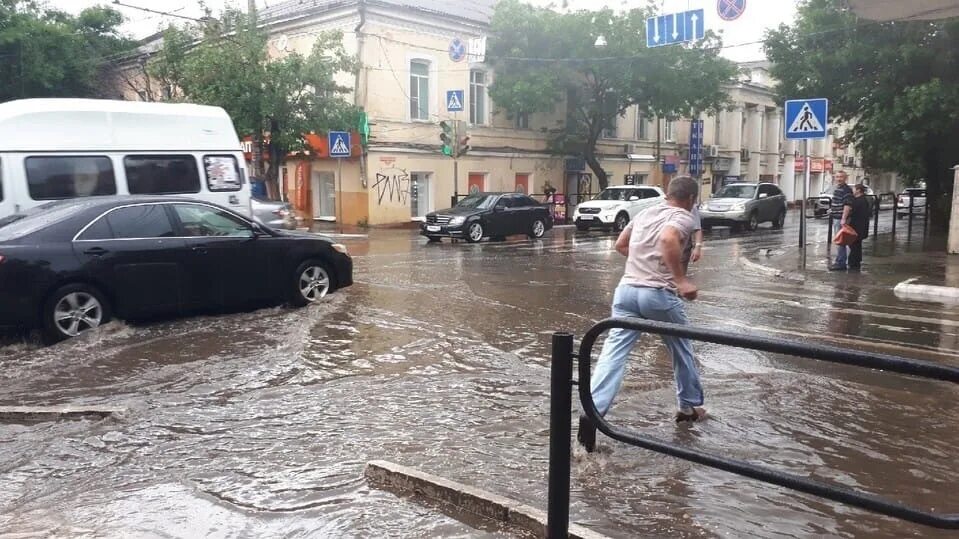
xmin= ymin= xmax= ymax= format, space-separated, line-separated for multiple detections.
xmin=579 ymin=176 xmax=705 ymax=451
xmin=845 ymin=184 xmax=871 ymax=270
xmin=829 ymin=172 xmax=854 ymax=271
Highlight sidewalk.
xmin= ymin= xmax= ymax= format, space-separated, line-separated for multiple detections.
xmin=742 ymin=227 xmax=959 ymax=299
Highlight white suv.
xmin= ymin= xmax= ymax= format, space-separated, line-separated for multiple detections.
xmin=573 ymin=185 xmax=665 ymax=232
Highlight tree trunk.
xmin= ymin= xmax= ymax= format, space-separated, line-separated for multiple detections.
xmin=584 ymin=151 xmax=608 ymax=190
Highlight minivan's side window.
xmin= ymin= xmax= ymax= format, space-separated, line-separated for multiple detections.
xmin=173 ymin=204 xmax=251 ymax=237
xmin=125 ymin=155 xmax=201 ymax=194
xmin=25 ymin=156 xmax=117 ymax=200
xmin=203 ymin=155 xmax=242 ymax=192
xmin=106 ymin=205 xmax=176 ymax=239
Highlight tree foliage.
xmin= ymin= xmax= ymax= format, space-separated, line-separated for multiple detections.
xmin=0 ymin=0 xmax=133 ymax=101
xmin=764 ymin=0 xmax=959 ymax=225
xmin=487 ymin=0 xmax=738 ymax=188
xmin=147 ymin=9 xmax=358 ymax=190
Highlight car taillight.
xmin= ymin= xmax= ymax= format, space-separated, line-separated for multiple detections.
xmin=0 ymin=255 xmax=4 ymax=264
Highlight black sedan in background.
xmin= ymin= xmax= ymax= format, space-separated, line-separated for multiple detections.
xmin=421 ymin=192 xmax=553 ymax=243
xmin=0 ymin=197 xmax=352 ymax=343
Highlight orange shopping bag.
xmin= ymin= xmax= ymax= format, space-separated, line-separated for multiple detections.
xmin=833 ymin=224 xmax=859 ymax=246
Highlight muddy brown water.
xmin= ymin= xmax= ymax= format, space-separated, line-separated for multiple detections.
xmin=1 ymin=214 xmax=957 ymax=538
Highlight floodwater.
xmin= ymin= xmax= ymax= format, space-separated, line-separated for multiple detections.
xmin=1 ymin=212 xmax=957 ymax=538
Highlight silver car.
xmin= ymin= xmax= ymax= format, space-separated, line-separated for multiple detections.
xmin=251 ymin=197 xmax=296 ymax=230
xmin=700 ymin=182 xmax=788 ymax=231
xmin=896 ymin=188 xmax=927 ymax=218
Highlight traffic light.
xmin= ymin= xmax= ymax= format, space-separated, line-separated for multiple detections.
xmin=456 ymin=134 xmax=471 ymax=158
xmin=439 ymin=120 xmax=454 ymax=156
xmin=357 ymin=111 xmax=370 ymax=147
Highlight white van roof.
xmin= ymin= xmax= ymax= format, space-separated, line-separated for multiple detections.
xmin=0 ymin=99 xmax=243 ymax=152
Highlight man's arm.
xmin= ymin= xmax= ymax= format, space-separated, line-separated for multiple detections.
xmin=615 ymin=223 xmax=632 ymax=256
xmin=841 ymin=203 xmax=852 ymax=225
xmin=691 ymin=229 xmax=704 ymax=263
xmin=660 ymin=226 xmax=698 ymax=300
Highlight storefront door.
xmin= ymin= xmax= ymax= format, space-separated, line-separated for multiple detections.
xmin=514 ymin=173 xmax=530 ymax=194
xmin=410 ymin=172 xmax=432 ymax=219
xmin=312 ymin=171 xmax=336 ymax=220
xmin=468 ymin=173 xmax=485 ymax=195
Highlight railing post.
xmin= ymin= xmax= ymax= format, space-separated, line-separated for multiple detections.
xmin=827 ymin=213 xmax=834 ymax=253
xmin=891 ymin=194 xmax=897 ymax=236
xmin=547 ymin=332 xmax=574 ymax=539
xmin=873 ymin=196 xmax=879 ymax=238
xmin=908 ymin=195 xmax=915 ymax=236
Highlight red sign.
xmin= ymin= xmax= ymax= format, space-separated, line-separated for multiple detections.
xmin=294 ymin=160 xmax=311 ymax=213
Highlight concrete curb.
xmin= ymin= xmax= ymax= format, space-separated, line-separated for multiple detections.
xmin=0 ymin=406 xmax=125 ymax=423
xmin=893 ymin=278 xmax=959 ymax=304
xmin=365 ymin=460 xmax=608 ymax=539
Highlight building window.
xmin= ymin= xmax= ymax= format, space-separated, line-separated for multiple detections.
xmin=515 ymin=112 xmax=530 ymax=129
xmin=410 ymin=172 xmax=432 ymax=219
xmin=635 ymin=113 xmax=648 ymax=140
xmin=664 ymin=120 xmax=675 ymax=142
xmin=410 ymin=60 xmax=430 ymax=121
xmin=602 ymin=118 xmax=617 ymax=139
xmin=469 ymin=69 xmax=487 ymax=125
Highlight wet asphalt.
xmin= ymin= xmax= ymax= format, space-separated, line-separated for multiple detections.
xmin=1 ymin=210 xmax=957 ymax=538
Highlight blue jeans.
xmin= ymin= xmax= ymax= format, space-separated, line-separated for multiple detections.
xmin=590 ymin=284 xmax=704 ymax=415
xmin=834 ymin=245 xmax=848 ymax=268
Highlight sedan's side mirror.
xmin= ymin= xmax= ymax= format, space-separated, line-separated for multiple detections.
xmin=759 ymin=193 xmax=769 ymax=199
xmin=629 ymin=196 xmax=640 ymax=201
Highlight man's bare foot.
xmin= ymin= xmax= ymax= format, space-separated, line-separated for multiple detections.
xmin=675 ymin=407 xmax=707 ymax=423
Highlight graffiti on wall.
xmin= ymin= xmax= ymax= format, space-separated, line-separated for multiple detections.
xmin=372 ymin=167 xmax=410 ymax=205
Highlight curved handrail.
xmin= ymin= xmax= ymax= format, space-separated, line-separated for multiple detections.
xmin=575 ymin=317 xmax=959 ymax=530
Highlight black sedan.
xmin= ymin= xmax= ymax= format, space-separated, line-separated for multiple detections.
xmin=0 ymin=197 xmax=352 ymax=343
xmin=421 ymin=192 xmax=553 ymax=243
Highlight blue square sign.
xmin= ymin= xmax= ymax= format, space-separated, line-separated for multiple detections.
xmin=328 ymin=131 xmax=351 ymax=158
xmin=446 ymin=90 xmax=465 ymax=112
xmin=784 ymin=98 xmax=828 ymax=140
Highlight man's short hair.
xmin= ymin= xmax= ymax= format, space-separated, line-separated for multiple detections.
xmin=667 ymin=176 xmax=698 ymax=200
xmin=854 ymin=183 xmax=866 ymax=193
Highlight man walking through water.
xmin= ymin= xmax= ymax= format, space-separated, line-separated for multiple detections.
xmin=579 ymin=176 xmax=705 ymax=449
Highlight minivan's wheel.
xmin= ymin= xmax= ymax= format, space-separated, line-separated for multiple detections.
xmin=529 ymin=218 xmax=546 ymax=239
xmin=575 ymin=223 xmax=590 ymax=232
xmin=747 ymin=212 xmax=759 ymax=231
xmin=466 ymin=222 xmax=484 ymax=243
xmin=291 ymin=260 xmax=333 ymax=306
xmin=43 ymin=284 xmax=110 ymax=344
xmin=773 ymin=210 xmax=786 ymax=230
xmin=614 ymin=212 xmax=630 ymax=233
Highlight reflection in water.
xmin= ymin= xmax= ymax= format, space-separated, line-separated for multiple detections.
xmin=1 ymin=223 xmax=957 ymax=538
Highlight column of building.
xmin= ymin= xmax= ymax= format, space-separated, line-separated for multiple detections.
xmin=745 ymin=105 xmax=763 ymax=181
xmin=724 ymin=106 xmax=744 ymax=178
xmin=764 ymin=107 xmax=782 ymax=180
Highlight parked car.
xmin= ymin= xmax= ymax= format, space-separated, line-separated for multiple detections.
xmin=0 ymin=196 xmax=352 ymax=343
xmin=572 ymin=185 xmax=665 ymax=232
xmin=700 ymin=182 xmax=787 ymax=231
xmin=814 ymin=184 xmax=878 ymax=217
xmin=897 ymin=188 xmax=927 ymax=218
xmin=251 ymin=196 xmax=296 ymax=230
xmin=421 ymin=192 xmax=553 ymax=243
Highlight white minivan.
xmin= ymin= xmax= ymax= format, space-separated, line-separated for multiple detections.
xmin=0 ymin=99 xmax=251 ymax=220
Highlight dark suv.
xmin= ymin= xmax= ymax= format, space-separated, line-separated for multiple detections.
xmin=421 ymin=192 xmax=553 ymax=243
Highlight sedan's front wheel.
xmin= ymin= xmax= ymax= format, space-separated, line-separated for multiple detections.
xmin=43 ymin=284 xmax=111 ymax=344
xmin=291 ymin=260 xmax=333 ymax=306
xmin=466 ymin=222 xmax=484 ymax=243
xmin=529 ymin=219 xmax=546 ymax=239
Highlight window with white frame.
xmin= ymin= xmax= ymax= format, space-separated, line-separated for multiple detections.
xmin=664 ymin=120 xmax=675 ymax=142
xmin=635 ymin=112 xmax=648 ymax=140
xmin=410 ymin=60 xmax=430 ymax=121
xmin=469 ymin=69 xmax=487 ymax=125
xmin=602 ymin=117 xmax=617 ymax=139
xmin=515 ymin=112 xmax=530 ymax=129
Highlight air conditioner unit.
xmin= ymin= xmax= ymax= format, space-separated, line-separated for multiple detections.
xmin=707 ymin=145 xmax=720 ymax=158
xmin=845 ymin=156 xmax=856 ymax=167
xmin=624 ymin=143 xmax=640 ymax=154
xmin=740 ymin=148 xmax=750 ymax=161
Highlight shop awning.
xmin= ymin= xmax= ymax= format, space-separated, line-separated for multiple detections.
xmin=847 ymin=0 xmax=959 ymax=21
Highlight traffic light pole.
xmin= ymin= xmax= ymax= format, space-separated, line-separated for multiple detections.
xmin=453 ymin=157 xmax=459 ymax=208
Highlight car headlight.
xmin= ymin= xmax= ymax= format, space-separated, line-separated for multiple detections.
xmin=449 ymin=216 xmax=466 ymax=226
xmin=332 ymin=243 xmax=349 ymax=256
xmin=732 ymin=202 xmax=747 ymax=210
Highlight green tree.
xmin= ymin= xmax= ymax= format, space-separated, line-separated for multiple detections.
xmin=764 ymin=0 xmax=959 ymax=226
xmin=149 ymin=9 xmax=358 ymax=193
xmin=0 ymin=0 xmax=133 ymax=101
xmin=487 ymin=0 xmax=738 ymax=188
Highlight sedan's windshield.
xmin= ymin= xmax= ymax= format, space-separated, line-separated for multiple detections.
xmin=715 ymin=185 xmax=757 ymax=199
xmin=456 ymin=195 xmax=496 ymax=209
xmin=595 ymin=189 xmax=636 ymax=201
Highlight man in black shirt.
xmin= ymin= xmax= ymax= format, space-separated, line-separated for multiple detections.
xmin=846 ymin=184 xmax=871 ymax=270
xmin=828 ymin=172 xmax=854 ymax=271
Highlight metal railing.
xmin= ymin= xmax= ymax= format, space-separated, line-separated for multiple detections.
xmin=547 ymin=319 xmax=959 ymax=538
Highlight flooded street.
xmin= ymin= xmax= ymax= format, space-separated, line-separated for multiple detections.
xmin=2 ymin=213 xmax=957 ymax=538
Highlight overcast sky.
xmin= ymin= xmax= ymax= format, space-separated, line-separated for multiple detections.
xmin=50 ymin=0 xmax=797 ymax=61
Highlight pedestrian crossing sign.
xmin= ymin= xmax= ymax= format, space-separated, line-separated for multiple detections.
xmin=328 ymin=131 xmax=351 ymax=158
xmin=446 ymin=90 xmax=464 ymax=112
xmin=784 ymin=98 xmax=828 ymax=140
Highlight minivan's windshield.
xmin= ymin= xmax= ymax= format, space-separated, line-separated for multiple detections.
xmin=595 ymin=188 xmax=637 ymax=201
xmin=456 ymin=194 xmax=496 ymax=210
xmin=0 ymin=203 xmax=84 ymax=241
xmin=715 ymin=185 xmax=757 ymax=199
